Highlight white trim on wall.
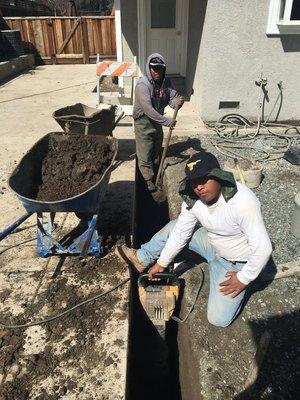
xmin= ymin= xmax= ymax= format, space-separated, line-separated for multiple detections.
xmin=114 ymin=0 xmax=124 ymax=87
xmin=180 ymin=0 xmax=189 ymax=76
xmin=137 ymin=0 xmax=189 ymax=77
xmin=115 ymin=0 xmax=123 ymax=61
xmin=267 ymin=0 xmax=300 ymax=34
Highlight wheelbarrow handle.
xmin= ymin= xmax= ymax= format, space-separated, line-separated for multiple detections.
xmin=0 ymin=212 xmax=33 ymax=242
xmin=113 ymin=110 xmax=125 ymax=130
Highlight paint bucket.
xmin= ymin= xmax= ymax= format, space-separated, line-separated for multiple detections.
xmin=223 ymin=159 xmax=262 ymax=189
xmin=291 ymin=193 xmax=300 ymax=239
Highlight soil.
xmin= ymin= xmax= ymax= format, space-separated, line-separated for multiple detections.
xmin=0 ymin=243 xmax=129 ymax=400
xmin=36 ymin=134 xmax=114 ymax=201
xmin=100 ymin=76 xmax=119 ymax=93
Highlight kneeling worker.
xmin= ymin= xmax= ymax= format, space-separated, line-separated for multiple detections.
xmin=117 ymin=151 xmax=272 ymax=327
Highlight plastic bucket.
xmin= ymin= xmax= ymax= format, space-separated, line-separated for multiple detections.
xmin=223 ymin=159 xmax=262 ymax=189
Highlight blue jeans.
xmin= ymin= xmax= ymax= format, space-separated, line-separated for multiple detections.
xmin=137 ymin=220 xmax=247 ymax=327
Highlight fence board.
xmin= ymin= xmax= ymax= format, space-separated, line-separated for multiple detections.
xmin=111 ymin=19 xmax=116 ymax=55
xmin=32 ymin=20 xmax=44 ymax=56
xmin=101 ymin=19 xmax=111 ymax=54
xmin=41 ymin=19 xmax=50 ymax=57
xmin=4 ymin=16 xmax=116 ymax=64
xmin=92 ymin=19 xmax=99 ymax=54
xmin=87 ymin=18 xmax=94 ymax=55
xmin=54 ymin=19 xmax=64 ymax=54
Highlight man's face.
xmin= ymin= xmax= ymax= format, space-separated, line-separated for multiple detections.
xmin=150 ymin=65 xmax=165 ymax=81
xmin=191 ymin=177 xmax=222 ymax=205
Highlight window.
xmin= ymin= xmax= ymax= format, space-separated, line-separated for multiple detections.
xmin=151 ymin=0 xmax=176 ymax=29
xmin=267 ymin=0 xmax=300 ymax=34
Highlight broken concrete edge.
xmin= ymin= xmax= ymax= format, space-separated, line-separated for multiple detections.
xmin=163 ymin=138 xmax=299 ymax=399
xmin=0 ymin=54 xmax=35 ymax=84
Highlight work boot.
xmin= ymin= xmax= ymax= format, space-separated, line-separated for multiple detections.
xmin=115 ymin=245 xmax=145 ymax=273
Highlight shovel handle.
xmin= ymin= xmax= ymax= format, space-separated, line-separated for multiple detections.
xmin=155 ymin=104 xmax=180 ymax=187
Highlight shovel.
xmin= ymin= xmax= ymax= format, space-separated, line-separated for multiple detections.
xmin=155 ymin=104 xmax=180 ymax=189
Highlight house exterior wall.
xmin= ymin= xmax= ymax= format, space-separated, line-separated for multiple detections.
xmin=120 ymin=0 xmax=138 ymax=62
xmin=187 ymin=0 xmax=300 ymax=121
xmin=119 ymin=0 xmax=138 ymax=93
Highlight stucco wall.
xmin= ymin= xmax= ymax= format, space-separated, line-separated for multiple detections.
xmin=120 ymin=0 xmax=138 ymax=92
xmin=187 ymin=0 xmax=300 ymax=121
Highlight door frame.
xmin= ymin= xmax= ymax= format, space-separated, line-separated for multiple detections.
xmin=137 ymin=0 xmax=189 ymax=76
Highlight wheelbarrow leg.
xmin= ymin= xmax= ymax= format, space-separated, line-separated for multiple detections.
xmin=68 ymin=214 xmax=100 ymax=257
xmin=0 ymin=212 xmax=33 ymax=241
xmin=37 ymin=212 xmax=65 ymax=257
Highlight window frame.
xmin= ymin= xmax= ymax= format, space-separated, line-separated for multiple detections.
xmin=267 ymin=0 xmax=300 ymax=34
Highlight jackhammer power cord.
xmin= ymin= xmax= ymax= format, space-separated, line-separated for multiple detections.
xmin=172 ymin=266 xmax=205 ymax=324
xmin=0 ymin=80 xmax=96 ymax=104
xmin=0 ymin=277 xmax=130 ymax=330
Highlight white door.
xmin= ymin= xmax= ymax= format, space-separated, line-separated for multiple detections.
xmin=146 ymin=0 xmax=183 ymax=75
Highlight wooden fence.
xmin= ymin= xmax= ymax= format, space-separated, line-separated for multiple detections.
xmin=4 ymin=16 xmax=116 ymax=64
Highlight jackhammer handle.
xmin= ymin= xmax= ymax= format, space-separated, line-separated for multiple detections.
xmin=138 ymin=272 xmax=180 ymax=287
xmin=155 ymin=104 xmax=180 ymax=188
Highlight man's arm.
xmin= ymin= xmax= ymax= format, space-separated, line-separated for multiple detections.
xmin=135 ymin=83 xmax=174 ymax=126
xmin=148 ymin=202 xmax=198 ymax=279
xmin=236 ymin=197 xmax=272 ymax=285
xmin=220 ymin=196 xmax=272 ymax=297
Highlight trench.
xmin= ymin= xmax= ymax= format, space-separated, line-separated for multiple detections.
xmin=125 ymin=168 xmax=183 ymax=400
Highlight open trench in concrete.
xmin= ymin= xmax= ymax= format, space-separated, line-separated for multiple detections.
xmin=125 ymin=168 xmax=196 ymax=400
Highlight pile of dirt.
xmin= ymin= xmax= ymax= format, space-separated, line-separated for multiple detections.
xmin=36 ymin=134 xmax=114 ymax=201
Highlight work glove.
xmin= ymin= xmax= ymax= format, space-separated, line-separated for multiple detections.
xmin=170 ymin=119 xmax=177 ymax=130
xmin=175 ymin=95 xmax=184 ymax=109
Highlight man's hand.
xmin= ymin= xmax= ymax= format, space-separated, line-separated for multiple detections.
xmin=219 ymin=271 xmax=247 ymax=298
xmin=148 ymin=263 xmax=165 ymax=280
xmin=170 ymin=119 xmax=177 ymax=130
xmin=175 ymin=95 xmax=184 ymax=109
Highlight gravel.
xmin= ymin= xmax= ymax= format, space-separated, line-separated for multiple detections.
xmin=168 ymin=134 xmax=300 ymax=266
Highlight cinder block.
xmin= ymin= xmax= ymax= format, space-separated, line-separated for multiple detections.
xmin=0 ymin=54 xmax=35 ymax=83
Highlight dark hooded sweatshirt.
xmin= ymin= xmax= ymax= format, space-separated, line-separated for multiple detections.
xmin=133 ymin=53 xmax=178 ymax=127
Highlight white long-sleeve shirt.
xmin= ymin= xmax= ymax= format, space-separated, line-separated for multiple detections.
xmin=157 ymin=182 xmax=272 ymax=285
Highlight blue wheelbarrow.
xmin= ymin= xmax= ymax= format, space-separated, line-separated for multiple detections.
xmin=0 ymin=132 xmax=118 ymax=257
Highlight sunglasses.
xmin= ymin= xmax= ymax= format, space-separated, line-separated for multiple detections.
xmin=150 ymin=65 xmax=165 ymax=72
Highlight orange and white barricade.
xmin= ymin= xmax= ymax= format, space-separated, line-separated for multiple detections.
xmin=96 ymin=56 xmax=140 ymax=110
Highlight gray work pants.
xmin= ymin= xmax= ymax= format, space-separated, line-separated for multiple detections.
xmin=134 ymin=115 xmax=163 ymax=182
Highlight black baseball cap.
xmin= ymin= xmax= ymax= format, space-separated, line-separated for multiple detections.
xmin=184 ymin=152 xmax=220 ymax=181
xmin=149 ymin=56 xmax=166 ymax=67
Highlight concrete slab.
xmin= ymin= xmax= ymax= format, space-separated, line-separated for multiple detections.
xmin=164 ymin=135 xmax=300 ymax=399
xmin=0 ymin=65 xmax=135 ymax=399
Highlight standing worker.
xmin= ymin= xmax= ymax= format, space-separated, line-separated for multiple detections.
xmin=116 ymin=151 xmax=272 ymax=327
xmin=133 ymin=53 xmax=184 ymax=192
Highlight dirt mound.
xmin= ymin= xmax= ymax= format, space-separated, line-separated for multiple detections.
xmin=36 ymin=134 xmax=114 ymax=201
